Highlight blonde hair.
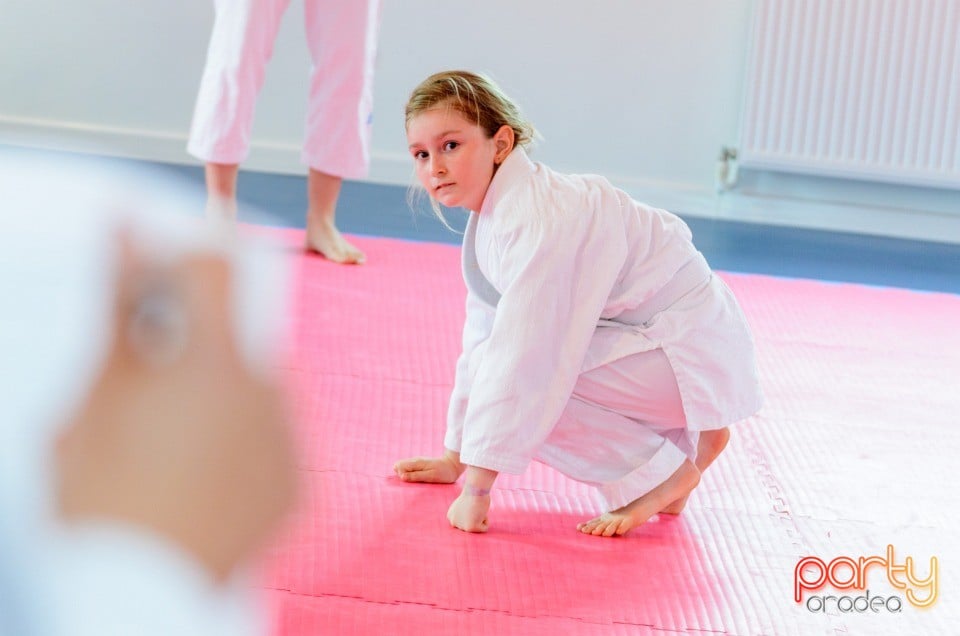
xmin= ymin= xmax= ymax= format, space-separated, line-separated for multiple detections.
xmin=405 ymin=70 xmax=535 ymax=148
xmin=404 ymin=71 xmax=536 ymax=228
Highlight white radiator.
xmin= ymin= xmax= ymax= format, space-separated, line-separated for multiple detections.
xmin=738 ymin=0 xmax=960 ymax=190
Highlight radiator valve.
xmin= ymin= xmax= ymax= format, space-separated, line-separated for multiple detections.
xmin=716 ymin=146 xmax=739 ymax=192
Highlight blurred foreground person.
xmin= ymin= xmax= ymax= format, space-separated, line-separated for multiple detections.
xmin=0 ymin=149 xmax=295 ymax=636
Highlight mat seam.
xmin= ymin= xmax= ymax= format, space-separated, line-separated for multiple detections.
xmin=266 ymin=586 xmax=739 ymax=632
xmin=738 ymin=420 xmax=849 ymax=636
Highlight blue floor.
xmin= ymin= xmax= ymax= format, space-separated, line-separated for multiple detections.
xmin=161 ymin=163 xmax=960 ymax=295
xmin=6 ymin=144 xmax=959 ymax=294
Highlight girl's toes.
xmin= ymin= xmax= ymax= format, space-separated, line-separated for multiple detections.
xmin=591 ymin=519 xmax=611 ymax=536
xmin=602 ymin=520 xmax=622 ymax=537
xmin=577 ymin=517 xmax=601 ymax=534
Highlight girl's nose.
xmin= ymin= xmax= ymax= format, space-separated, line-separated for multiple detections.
xmin=430 ymin=158 xmax=446 ymax=176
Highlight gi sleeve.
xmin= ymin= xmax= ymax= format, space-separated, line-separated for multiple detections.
xmin=458 ymin=195 xmax=628 ymax=474
xmin=444 ymin=289 xmax=495 ymax=453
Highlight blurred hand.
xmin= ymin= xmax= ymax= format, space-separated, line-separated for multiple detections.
xmin=56 ymin=231 xmax=296 ymax=582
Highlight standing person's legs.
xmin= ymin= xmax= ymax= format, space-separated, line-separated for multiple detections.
xmin=301 ymin=0 xmax=381 ymax=264
xmin=187 ymin=0 xmax=291 ymax=219
xmin=203 ymin=163 xmax=240 ymax=221
xmin=305 ymin=170 xmax=359 ymax=263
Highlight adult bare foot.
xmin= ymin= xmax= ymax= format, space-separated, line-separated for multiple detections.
xmin=205 ymin=195 xmax=237 ymax=224
xmin=660 ymin=427 xmax=731 ymax=515
xmin=203 ymin=163 xmax=239 ymax=228
xmin=304 ymin=169 xmax=364 ymax=264
xmin=394 ymin=455 xmax=462 ymax=484
xmin=577 ymin=459 xmax=700 ymax=537
xmin=305 ymin=218 xmax=365 ymax=264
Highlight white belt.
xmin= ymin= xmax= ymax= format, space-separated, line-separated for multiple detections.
xmin=600 ymin=252 xmax=712 ymax=327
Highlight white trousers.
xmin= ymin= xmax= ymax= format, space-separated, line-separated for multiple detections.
xmin=535 ymin=347 xmax=699 ymax=511
xmin=187 ymin=0 xmax=380 ymax=179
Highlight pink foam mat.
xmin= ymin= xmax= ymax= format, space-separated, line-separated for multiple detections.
xmin=258 ymin=228 xmax=959 ymax=635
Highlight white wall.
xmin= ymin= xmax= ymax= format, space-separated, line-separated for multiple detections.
xmin=1 ymin=0 xmax=957 ymax=243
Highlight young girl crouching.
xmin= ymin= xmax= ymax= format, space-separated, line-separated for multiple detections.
xmin=394 ymin=71 xmax=762 ymax=536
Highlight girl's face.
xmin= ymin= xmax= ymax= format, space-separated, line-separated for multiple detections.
xmin=407 ymin=106 xmax=512 ymax=213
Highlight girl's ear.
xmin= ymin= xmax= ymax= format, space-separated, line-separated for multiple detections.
xmin=493 ymin=125 xmax=515 ymax=164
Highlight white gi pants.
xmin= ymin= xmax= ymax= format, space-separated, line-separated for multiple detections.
xmin=187 ymin=0 xmax=380 ymax=179
xmin=536 ymin=347 xmax=699 ymax=511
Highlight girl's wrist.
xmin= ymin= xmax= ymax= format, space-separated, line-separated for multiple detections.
xmin=462 ymin=465 xmax=498 ymax=496
xmin=462 ymin=483 xmax=491 ymax=497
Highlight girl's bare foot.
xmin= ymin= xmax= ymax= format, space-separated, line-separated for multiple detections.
xmin=660 ymin=427 xmax=730 ymax=514
xmin=393 ymin=455 xmax=462 ymax=484
xmin=305 ymin=219 xmax=365 ymax=264
xmin=577 ymin=459 xmax=700 ymax=537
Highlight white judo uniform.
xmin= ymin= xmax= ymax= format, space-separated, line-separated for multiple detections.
xmin=187 ymin=0 xmax=381 ymax=179
xmin=445 ymin=147 xmax=763 ymax=510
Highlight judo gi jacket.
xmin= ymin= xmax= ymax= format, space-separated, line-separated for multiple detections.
xmin=445 ymin=147 xmax=763 ymax=501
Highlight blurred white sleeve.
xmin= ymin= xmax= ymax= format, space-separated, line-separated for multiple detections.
xmin=43 ymin=523 xmax=263 ymax=636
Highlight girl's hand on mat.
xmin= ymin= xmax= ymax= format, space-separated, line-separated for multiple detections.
xmin=447 ymin=490 xmax=490 ymax=533
xmin=55 ymin=231 xmax=296 ymax=583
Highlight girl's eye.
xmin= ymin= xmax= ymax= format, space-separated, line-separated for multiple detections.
xmin=413 ymin=150 xmax=428 ymax=160
xmin=443 ymin=141 xmax=459 ymax=151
